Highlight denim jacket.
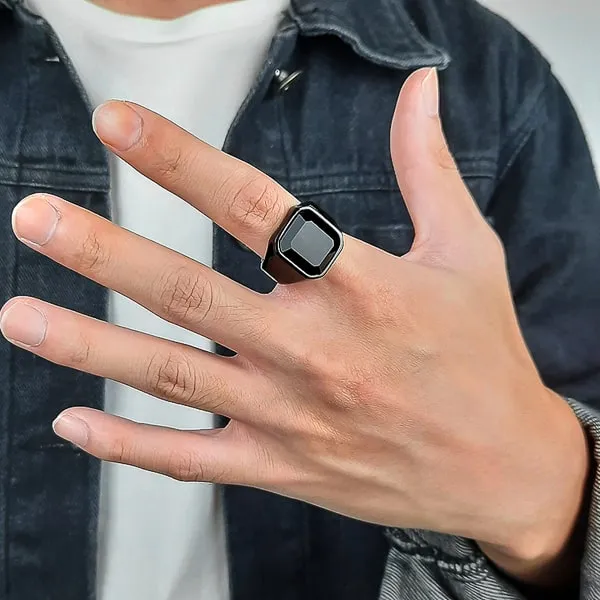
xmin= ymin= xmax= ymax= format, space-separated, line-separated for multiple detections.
xmin=1 ymin=0 xmax=600 ymax=599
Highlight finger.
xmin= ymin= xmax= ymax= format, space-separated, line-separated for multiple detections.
xmin=92 ymin=100 xmax=297 ymax=256
xmin=12 ymin=193 xmax=271 ymax=353
xmin=51 ymin=407 xmax=257 ymax=485
xmin=390 ymin=68 xmax=487 ymax=252
xmin=0 ymin=297 xmax=272 ymax=423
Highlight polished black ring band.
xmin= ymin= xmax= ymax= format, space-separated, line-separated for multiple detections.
xmin=261 ymin=202 xmax=345 ymax=284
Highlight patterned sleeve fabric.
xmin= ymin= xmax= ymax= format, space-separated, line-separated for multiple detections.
xmin=379 ymin=399 xmax=600 ymax=600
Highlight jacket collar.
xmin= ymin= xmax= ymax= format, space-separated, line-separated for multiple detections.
xmin=289 ymin=0 xmax=450 ymax=69
xmin=1 ymin=0 xmax=450 ymax=69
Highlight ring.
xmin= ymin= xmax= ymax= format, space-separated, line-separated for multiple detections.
xmin=261 ymin=202 xmax=345 ymax=284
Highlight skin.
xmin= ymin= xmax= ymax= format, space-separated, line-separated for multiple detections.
xmin=90 ymin=0 xmax=235 ymax=18
xmin=5 ymin=0 xmax=594 ymax=590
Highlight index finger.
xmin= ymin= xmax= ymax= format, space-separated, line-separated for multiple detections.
xmin=92 ymin=100 xmax=297 ymax=257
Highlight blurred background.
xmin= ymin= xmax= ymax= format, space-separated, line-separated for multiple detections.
xmin=479 ymin=0 xmax=600 ymax=169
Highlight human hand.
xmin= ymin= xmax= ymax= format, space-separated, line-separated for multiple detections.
xmin=0 ymin=69 xmax=589 ymax=584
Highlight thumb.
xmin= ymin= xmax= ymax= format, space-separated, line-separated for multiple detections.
xmin=390 ymin=68 xmax=483 ymax=250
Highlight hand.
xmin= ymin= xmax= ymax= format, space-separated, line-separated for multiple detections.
xmin=0 ymin=69 xmax=589 ymax=584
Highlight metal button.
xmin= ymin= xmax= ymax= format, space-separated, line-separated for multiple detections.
xmin=273 ymin=68 xmax=303 ymax=93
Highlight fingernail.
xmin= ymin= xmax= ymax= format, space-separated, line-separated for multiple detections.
xmin=12 ymin=195 xmax=61 ymax=246
xmin=92 ymin=101 xmax=143 ymax=151
xmin=53 ymin=413 xmax=89 ymax=448
xmin=0 ymin=302 xmax=47 ymax=347
xmin=421 ymin=68 xmax=439 ymax=118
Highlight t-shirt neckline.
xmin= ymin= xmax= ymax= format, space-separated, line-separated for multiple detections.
xmin=44 ymin=0 xmax=291 ymax=44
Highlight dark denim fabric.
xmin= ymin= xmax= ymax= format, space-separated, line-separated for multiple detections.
xmin=0 ymin=0 xmax=599 ymax=599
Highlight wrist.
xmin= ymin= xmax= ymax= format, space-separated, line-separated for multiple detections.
xmin=480 ymin=389 xmax=591 ymax=587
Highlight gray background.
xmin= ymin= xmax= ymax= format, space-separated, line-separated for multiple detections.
xmin=479 ymin=0 xmax=600 ymax=169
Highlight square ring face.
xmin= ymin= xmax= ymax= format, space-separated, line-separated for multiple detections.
xmin=275 ymin=204 xmax=344 ymax=278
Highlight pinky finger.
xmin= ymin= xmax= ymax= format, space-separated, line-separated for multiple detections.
xmin=53 ymin=407 xmax=254 ymax=485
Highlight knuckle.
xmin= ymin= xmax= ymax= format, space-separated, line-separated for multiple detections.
xmin=154 ymin=143 xmax=187 ymax=182
xmin=355 ymin=280 xmax=401 ymax=325
xmin=166 ymin=450 xmax=202 ymax=482
xmin=225 ymin=174 xmax=282 ymax=234
xmin=157 ymin=267 xmax=217 ymax=324
xmin=107 ymin=436 xmax=135 ymax=465
xmin=167 ymin=451 xmax=228 ymax=484
xmin=146 ymin=350 xmax=201 ymax=406
xmin=252 ymin=444 xmax=278 ymax=485
xmin=286 ymin=341 xmax=355 ymax=404
xmin=403 ymin=337 xmax=441 ymax=374
xmin=69 ymin=332 xmax=92 ymax=366
xmin=332 ymin=366 xmax=379 ymax=412
xmin=76 ymin=231 xmax=110 ymax=274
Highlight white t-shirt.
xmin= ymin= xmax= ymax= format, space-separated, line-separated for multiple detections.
xmin=23 ymin=1 xmax=289 ymax=598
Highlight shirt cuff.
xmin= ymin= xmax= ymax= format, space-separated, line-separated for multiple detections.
xmin=380 ymin=397 xmax=600 ymax=600
xmin=563 ymin=398 xmax=600 ymax=598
